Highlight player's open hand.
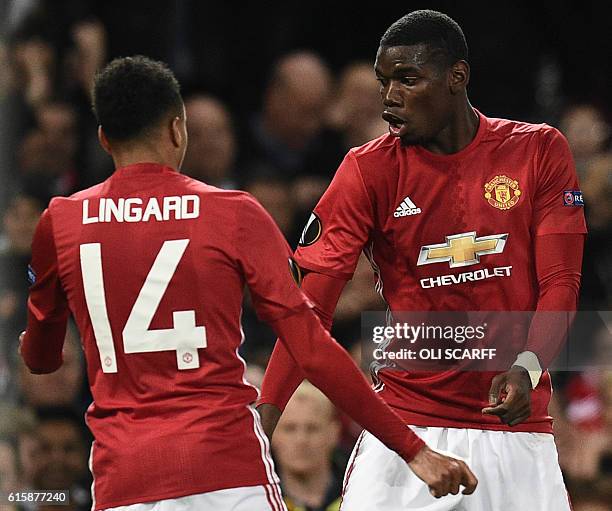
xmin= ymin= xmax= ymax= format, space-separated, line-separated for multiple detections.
xmin=408 ymin=445 xmax=478 ymax=498
xmin=482 ymin=366 xmax=532 ymax=426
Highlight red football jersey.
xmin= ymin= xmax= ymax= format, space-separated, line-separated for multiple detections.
xmin=27 ymin=163 xmax=308 ymax=509
xmin=295 ymin=111 xmax=587 ymax=433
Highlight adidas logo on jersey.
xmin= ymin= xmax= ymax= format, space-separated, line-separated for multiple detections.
xmin=394 ymin=196 xmax=421 ymax=217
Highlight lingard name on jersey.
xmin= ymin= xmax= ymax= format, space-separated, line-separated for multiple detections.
xmin=82 ymin=195 xmax=200 ymax=224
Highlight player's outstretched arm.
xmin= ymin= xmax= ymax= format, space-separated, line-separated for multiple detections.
xmin=258 ymin=271 xmax=346 ymax=438
xmin=258 ymin=151 xmax=375 ymax=435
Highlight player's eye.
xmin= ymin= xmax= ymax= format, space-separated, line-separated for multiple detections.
xmin=401 ymin=77 xmax=418 ymax=86
xmin=376 ymin=77 xmax=388 ymax=87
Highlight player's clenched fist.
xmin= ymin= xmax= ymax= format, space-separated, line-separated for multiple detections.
xmin=408 ymin=445 xmax=478 ymax=498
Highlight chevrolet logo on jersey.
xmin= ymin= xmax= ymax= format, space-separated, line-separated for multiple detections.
xmin=417 ymin=232 xmax=508 ymax=268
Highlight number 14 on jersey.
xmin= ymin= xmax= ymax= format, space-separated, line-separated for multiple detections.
xmin=80 ymin=239 xmax=207 ymax=373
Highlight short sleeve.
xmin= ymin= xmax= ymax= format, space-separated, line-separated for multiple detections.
xmin=236 ymin=195 xmax=311 ymax=323
xmin=532 ymin=127 xmax=588 ymax=236
xmin=294 ymin=152 xmax=374 ymax=279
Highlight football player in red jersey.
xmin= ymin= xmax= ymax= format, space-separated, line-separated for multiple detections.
xmin=258 ymin=10 xmax=586 ymax=511
xmin=19 ymin=56 xmax=476 ymax=511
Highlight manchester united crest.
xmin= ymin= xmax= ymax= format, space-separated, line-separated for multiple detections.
xmin=484 ymin=175 xmax=521 ymax=210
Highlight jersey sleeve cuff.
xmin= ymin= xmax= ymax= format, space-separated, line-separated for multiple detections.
xmin=400 ymin=434 xmax=426 ymax=463
xmin=512 ymin=351 xmax=543 ymax=389
xmin=255 ymin=396 xmax=284 ymax=411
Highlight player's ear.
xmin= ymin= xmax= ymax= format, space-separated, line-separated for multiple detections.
xmin=448 ymin=60 xmax=470 ymax=94
xmin=170 ymin=115 xmax=185 ymax=149
xmin=97 ymin=126 xmax=112 ymax=155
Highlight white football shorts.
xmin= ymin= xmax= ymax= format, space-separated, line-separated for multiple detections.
xmin=101 ymin=484 xmax=287 ymax=511
xmin=340 ymin=426 xmax=572 ymax=511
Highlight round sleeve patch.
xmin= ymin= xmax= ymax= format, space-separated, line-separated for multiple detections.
xmin=298 ymin=213 xmax=322 ymax=247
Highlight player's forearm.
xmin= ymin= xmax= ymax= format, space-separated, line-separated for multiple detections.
xmin=520 ymin=280 xmax=580 ymax=378
xmin=516 ymin=233 xmax=584 ymax=386
xmin=21 ymin=310 xmax=68 ymax=373
xmin=259 ymin=271 xmax=346 ymax=410
xmin=259 ymin=341 xmax=305 ymax=410
xmin=271 ymin=310 xmax=425 ymax=463
xmin=300 ymin=271 xmax=346 ymax=331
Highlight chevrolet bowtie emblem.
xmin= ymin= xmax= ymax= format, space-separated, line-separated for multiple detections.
xmin=417 ymin=232 xmax=508 ymax=268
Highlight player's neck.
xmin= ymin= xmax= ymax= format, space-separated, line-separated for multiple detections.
xmin=421 ymin=102 xmax=479 ymax=155
xmin=280 ymin=466 xmax=332 ymax=507
xmin=110 ymin=146 xmax=179 ymax=172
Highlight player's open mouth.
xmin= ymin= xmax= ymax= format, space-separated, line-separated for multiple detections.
xmin=382 ymin=111 xmax=408 ymax=137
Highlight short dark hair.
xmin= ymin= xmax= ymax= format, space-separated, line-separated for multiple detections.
xmin=380 ymin=10 xmax=468 ymax=66
xmin=92 ymin=56 xmax=183 ymax=142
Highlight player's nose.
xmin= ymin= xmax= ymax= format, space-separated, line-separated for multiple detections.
xmin=382 ymin=82 xmax=402 ymax=108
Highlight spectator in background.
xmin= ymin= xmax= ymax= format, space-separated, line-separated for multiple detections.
xmin=67 ymin=19 xmax=113 ymax=190
xmin=10 ymin=36 xmax=55 ymax=108
xmin=0 ymin=193 xmax=44 ymax=355
xmin=327 ymin=61 xmax=387 ymax=151
xmin=562 ymin=372 xmax=609 ymax=480
xmin=30 ymin=409 xmax=91 ymax=511
xmin=18 ymin=100 xmax=79 ymax=199
xmin=182 ymin=94 xmax=237 ymax=188
xmin=553 ymin=325 xmax=612 ymax=488
xmin=0 ymin=193 xmax=44 ymax=255
xmin=567 ymin=486 xmax=612 ymax=511
xmin=65 ymin=19 xmax=107 ymax=100
xmin=272 ymin=382 xmax=343 ymax=511
xmin=245 ymin=177 xmax=296 ymax=239
xmin=16 ymin=418 xmax=39 ymax=500
xmin=0 ymin=406 xmax=39 ymax=501
xmin=0 ymin=436 xmax=19 ymax=495
xmin=580 ymin=153 xmax=612 ymax=308
xmin=581 ymin=154 xmax=612 ymax=233
xmin=0 ymin=192 xmax=43 ymax=404
xmin=238 ymin=51 xmax=344 ymax=183
xmin=560 ymin=104 xmax=609 ymax=176
xmin=6 ymin=14 xmax=110 ymax=192
xmin=0 ymin=436 xmax=19 ymax=510
xmin=289 ymin=175 xmax=331 ymax=239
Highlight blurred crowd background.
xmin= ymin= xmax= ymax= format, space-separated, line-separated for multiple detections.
xmin=0 ymin=1 xmax=610 ymax=510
